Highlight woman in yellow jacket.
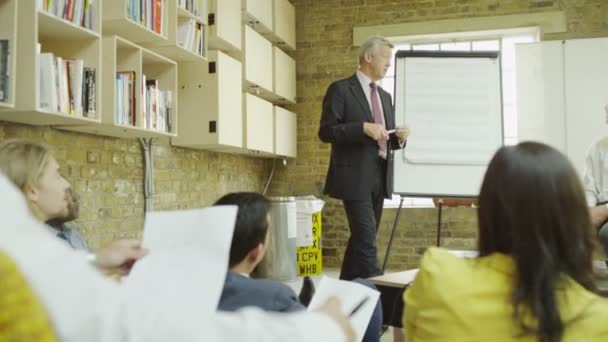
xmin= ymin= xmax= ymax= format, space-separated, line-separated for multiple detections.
xmin=403 ymin=142 xmax=608 ymax=341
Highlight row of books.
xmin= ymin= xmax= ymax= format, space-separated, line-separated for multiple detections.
xmin=115 ymin=71 xmax=136 ymax=126
xmin=38 ymin=53 xmax=96 ymax=118
xmin=0 ymin=40 xmax=11 ymax=103
xmin=144 ymin=77 xmax=173 ymax=132
xmin=177 ymin=19 xmax=205 ymax=56
xmin=127 ymin=0 xmax=164 ymax=35
xmin=115 ymin=71 xmax=172 ymax=133
xmin=41 ymin=0 xmax=95 ymax=30
xmin=178 ymin=0 xmax=206 ymax=17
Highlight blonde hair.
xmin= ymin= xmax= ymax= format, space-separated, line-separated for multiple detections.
xmin=0 ymin=139 xmax=52 ymax=191
xmin=358 ymin=36 xmax=394 ymax=64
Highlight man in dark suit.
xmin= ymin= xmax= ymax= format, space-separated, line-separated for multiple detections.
xmin=215 ymin=192 xmax=302 ymax=312
xmin=319 ymin=36 xmax=410 ymax=280
xmin=215 ymin=192 xmax=384 ymax=342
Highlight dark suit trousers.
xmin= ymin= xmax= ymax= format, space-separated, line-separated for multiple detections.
xmin=339 ymin=157 xmax=387 ymax=281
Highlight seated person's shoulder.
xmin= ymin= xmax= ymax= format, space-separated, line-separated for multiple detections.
xmin=220 ymin=272 xmax=303 ymax=313
xmin=563 ymin=295 xmax=608 ymax=338
xmin=586 ymin=295 xmax=608 ymax=317
xmin=419 ymin=247 xmax=470 ymax=273
xmin=416 ymin=247 xmax=494 ymax=288
xmin=246 ymin=276 xmax=297 ymax=297
xmin=589 ymin=137 xmax=608 ymax=154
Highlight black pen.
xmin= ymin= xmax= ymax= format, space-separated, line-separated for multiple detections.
xmin=348 ymin=296 xmax=370 ymax=317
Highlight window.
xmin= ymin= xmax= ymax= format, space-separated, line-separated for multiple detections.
xmin=381 ymin=29 xmax=538 ymax=208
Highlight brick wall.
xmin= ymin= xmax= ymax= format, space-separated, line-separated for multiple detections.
xmin=0 ymin=123 xmax=271 ymax=249
xmin=269 ymin=0 xmax=608 ymax=270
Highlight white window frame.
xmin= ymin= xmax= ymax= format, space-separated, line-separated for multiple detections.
xmin=383 ymin=28 xmax=540 ymax=208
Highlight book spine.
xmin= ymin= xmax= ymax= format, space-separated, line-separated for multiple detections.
xmin=0 ymin=40 xmax=8 ymax=102
xmin=154 ymin=0 xmax=162 ymax=34
xmin=87 ymin=68 xmax=96 ymax=117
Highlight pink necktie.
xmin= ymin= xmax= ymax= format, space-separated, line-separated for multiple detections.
xmin=370 ymin=82 xmax=387 ymax=157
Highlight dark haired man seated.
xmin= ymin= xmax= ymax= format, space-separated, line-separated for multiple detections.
xmin=215 ymin=192 xmax=383 ymax=342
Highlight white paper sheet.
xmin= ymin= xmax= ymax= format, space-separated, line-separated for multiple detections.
xmin=307 ymin=276 xmax=380 ymax=342
xmin=121 ymin=206 xmax=237 ymax=342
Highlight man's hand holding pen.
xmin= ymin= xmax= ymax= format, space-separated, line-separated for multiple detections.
xmin=364 ymin=123 xmax=411 ymax=143
xmin=394 ymin=125 xmax=410 ymax=144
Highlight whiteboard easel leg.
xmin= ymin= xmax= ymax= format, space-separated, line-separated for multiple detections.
xmin=436 ymin=199 xmax=443 ymax=247
xmin=382 ymin=196 xmax=404 ymax=273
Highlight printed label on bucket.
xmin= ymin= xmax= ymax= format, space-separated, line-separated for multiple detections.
xmin=296 ymin=212 xmax=322 ymax=276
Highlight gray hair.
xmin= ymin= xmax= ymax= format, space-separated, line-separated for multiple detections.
xmin=358 ymin=36 xmax=394 ymax=63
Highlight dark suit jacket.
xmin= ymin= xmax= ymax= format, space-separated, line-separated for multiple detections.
xmin=319 ymin=73 xmax=404 ymax=200
xmin=218 ymin=271 xmax=304 ymax=313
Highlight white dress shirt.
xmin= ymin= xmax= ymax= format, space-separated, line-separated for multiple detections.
xmin=583 ymin=136 xmax=608 ymax=206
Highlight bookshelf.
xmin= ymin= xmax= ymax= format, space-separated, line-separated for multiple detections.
xmin=0 ymin=0 xmax=17 ymax=110
xmin=207 ymin=0 xmax=242 ymax=56
xmin=2 ymin=0 xmax=296 ymax=157
xmin=244 ymin=93 xmax=274 ymax=155
xmin=172 ymin=50 xmax=242 ymax=152
xmin=61 ymin=36 xmax=177 ymax=139
xmin=142 ymin=0 xmax=208 ymax=63
xmin=241 ymin=0 xmax=272 ymax=37
xmin=0 ymin=0 xmax=101 ymax=126
xmin=103 ymin=0 xmax=168 ymax=44
xmin=273 ymin=46 xmax=296 ymax=104
xmin=274 ymin=106 xmax=297 ymax=158
xmin=243 ymin=25 xmax=274 ymax=102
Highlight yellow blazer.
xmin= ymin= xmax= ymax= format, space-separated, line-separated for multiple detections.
xmin=403 ymin=247 xmax=608 ymax=341
xmin=0 ymin=251 xmax=56 ymax=342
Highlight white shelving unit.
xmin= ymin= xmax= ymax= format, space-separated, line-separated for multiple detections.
xmin=207 ymin=0 xmax=241 ymax=56
xmin=266 ymin=0 xmax=295 ymax=53
xmin=3 ymin=0 xmax=298 ymax=156
xmin=241 ymin=0 xmax=272 ymax=37
xmin=243 ymin=25 xmax=273 ymax=101
xmin=274 ymin=105 xmax=297 ymax=157
xmin=172 ymin=50 xmax=243 ymax=152
xmin=273 ymin=46 xmax=296 ymax=104
xmin=244 ymin=92 xmax=274 ymax=155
